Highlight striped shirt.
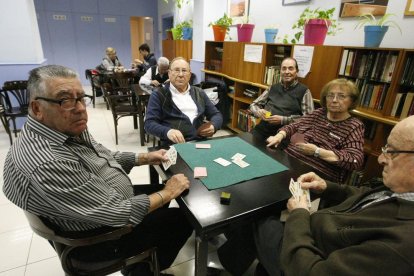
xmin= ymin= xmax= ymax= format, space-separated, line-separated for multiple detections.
xmin=2 ymin=116 xmax=150 ymax=231
xmin=281 ymin=108 xmax=365 ymax=183
xmin=250 ymin=80 xmax=314 ymax=125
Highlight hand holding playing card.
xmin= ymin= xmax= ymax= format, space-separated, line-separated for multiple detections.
xmin=147 ymin=149 xmax=168 ymax=165
xmin=197 ymin=122 xmax=214 ymax=137
xmin=289 ymin=178 xmax=311 ymax=210
xmin=162 ymin=146 xmax=177 ymax=170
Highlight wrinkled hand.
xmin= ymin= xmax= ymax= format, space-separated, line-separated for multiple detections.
xmin=295 ymin=143 xmax=318 ymax=156
xmin=147 ymin=149 xmax=168 ymax=165
xmin=264 ymin=114 xmax=282 ymax=125
xmin=257 ymin=109 xmax=267 ymax=120
xmin=297 ymin=172 xmax=327 ymax=194
xmin=151 ymin=80 xmax=161 ymax=87
xmin=198 ymin=123 xmax=215 ymax=137
xmin=164 ymin=174 xmax=190 ymax=199
xmin=266 ymin=134 xmax=283 ymax=148
xmin=287 ymin=195 xmax=310 ymax=212
xmin=167 ymin=129 xmax=186 ymax=144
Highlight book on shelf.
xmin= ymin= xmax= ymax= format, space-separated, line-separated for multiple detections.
xmin=395 ymin=93 xmax=407 ymax=117
xmin=391 ymin=93 xmax=403 ymax=117
xmin=357 ymin=54 xmax=368 ymax=79
xmin=401 ymin=55 xmax=413 ymax=86
xmin=400 ymin=92 xmax=414 ymax=119
xmin=344 ymin=50 xmax=355 ymax=76
xmin=264 ymin=66 xmax=281 ymax=85
xmin=339 ymin=49 xmax=349 ymax=75
xmin=243 ymin=87 xmax=259 ymax=98
xmin=237 ymin=109 xmax=260 ymax=132
xmin=377 ymin=84 xmax=389 ymax=110
xmin=408 ymin=98 xmax=414 ymax=116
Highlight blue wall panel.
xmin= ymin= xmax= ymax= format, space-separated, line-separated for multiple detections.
xmin=44 ymin=0 xmax=72 ymax=12
xmin=36 ymin=10 xmax=53 ymax=64
xmin=72 ymin=0 xmax=98 ymax=14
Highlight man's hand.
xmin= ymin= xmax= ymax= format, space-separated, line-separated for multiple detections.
xmin=164 ymin=174 xmax=190 ymax=199
xmin=297 ymin=172 xmax=327 ymax=194
xmin=295 ymin=143 xmax=318 ymax=156
xmin=263 ymin=114 xmax=283 ymax=125
xmin=197 ymin=122 xmax=215 ymax=137
xmin=167 ymin=129 xmax=186 ymax=144
xmin=147 ymin=149 xmax=168 ymax=165
xmin=151 ymin=80 xmax=161 ymax=87
xmin=256 ymin=109 xmax=267 ymax=119
xmin=287 ymin=195 xmax=310 ymax=212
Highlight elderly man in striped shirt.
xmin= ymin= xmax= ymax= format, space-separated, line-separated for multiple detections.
xmin=3 ymin=65 xmax=192 ymax=276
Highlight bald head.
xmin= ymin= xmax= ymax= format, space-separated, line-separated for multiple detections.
xmin=390 ymin=116 xmax=414 ymax=150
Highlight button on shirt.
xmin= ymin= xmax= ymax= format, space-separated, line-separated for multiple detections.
xmin=170 ymin=83 xmax=198 ymax=123
xmin=2 ymin=116 xmax=150 ymax=232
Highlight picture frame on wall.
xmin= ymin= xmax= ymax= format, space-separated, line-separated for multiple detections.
xmin=282 ymin=0 xmax=311 ymax=6
xmin=339 ymin=0 xmax=389 ymax=17
xmin=405 ymin=0 xmax=414 ymax=15
xmin=228 ymin=0 xmax=249 ymax=23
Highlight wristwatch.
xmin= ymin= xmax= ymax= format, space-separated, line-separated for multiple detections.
xmin=314 ymin=147 xmax=320 ymax=158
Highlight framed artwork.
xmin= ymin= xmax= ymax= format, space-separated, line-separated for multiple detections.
xmin=405 ymin=0 xmax=414 ymax=16
xmin=282 ymin=0 xmax=311 ymax=6
xmin=228 ymin=0 xmax=249 ymax=22
xmin=339 ymin=0 xmax=389 ymax=18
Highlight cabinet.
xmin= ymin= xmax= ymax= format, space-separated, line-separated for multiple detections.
xmin=162 ymin=40 xmax=192 ymax=62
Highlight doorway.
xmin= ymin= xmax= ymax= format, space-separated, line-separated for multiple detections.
xmin=130 ymin=17 xmax=154 ymax=64
xmin=162 ymin=14 xmax=174 ymax=40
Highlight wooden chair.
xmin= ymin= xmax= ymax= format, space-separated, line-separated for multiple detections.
xmin=0 ymin=90 xmax=13 ymax=145
xmin=1 ymin=80 xmax=29 ymax=142
xmin=24 ymin=211 xmax=160 ymax=276
xmin=85 ymin=69 xmax=102 ymax=108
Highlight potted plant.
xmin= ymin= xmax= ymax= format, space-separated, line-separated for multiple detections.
xmin=180 ymin=20 xmax=193 ymax=40
xmin=165 ymin=28 xmax=173 ymax=40
xmin=236 ymin=16 xmax=255 ymax=42
xmin=208 ymin=13 xmax=233 ymax=41
xmin=171 ymin=25 xmax=182 ymax=40
xmin=283 ymin=7 xmax=341 ymax=45
xmin=354 ymin=13 xmax=402 ymax=48
xmin=264 ymin=25 xmax=279 ymax=43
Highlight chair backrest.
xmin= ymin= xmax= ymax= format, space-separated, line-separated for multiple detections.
xmin=2 ymin=80 xmax=29 ymax=113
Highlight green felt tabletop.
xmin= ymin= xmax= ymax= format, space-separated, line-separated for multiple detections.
xmin=174 ymin=137 xmax=288 ymax=190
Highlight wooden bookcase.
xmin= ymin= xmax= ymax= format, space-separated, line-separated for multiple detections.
xmin=162 ymin=40 xmax=192 ymax=62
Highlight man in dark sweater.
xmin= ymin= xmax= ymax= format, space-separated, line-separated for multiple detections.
xmin=250 ymin=57 xmax=314 ymax=142
xmin=139 ymin=57 xmax=170 ymax=87
xmin=144 ymin=57 xmax=223 ymax=145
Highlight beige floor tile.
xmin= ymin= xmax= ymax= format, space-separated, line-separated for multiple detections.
xmin=27 ymin=233 xmax=57 ymax=264
xmin=0 ymin=204 xmax=29 ymax=234
xmin=0 ymin=266 xmax=25 ymax=276
xmin=0 ymin=228 xmax=32 ymax=272
xmin=24 ymin=257 xmax=64 ymax=276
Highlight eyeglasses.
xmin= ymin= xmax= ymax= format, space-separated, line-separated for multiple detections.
xmin=170 ymin=68 xmax=190 ymax=75
xmin=35 ymin=95 xmax=92 ymax=111
xmin=326 ymin=94 xmax=349 ymax=101
xmin=381 ymin=144 xmax=414 ymax=159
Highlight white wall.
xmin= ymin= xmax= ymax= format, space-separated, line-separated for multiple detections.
xmin=159 ymin=0 xmax=414 ymax=62
xmin=0 ymin=0 xmax=44 ymax=64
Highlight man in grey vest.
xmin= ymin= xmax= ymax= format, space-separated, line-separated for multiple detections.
xmin=249 ymin=57 xmax=314 ymax=142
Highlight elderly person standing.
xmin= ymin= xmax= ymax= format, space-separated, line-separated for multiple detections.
xmin=267 ymin=78 xmax=364 ymax=183
xmin=139 ymin=57 xmax=170 ymax=87
xmin=144 ymin=57 xmax=223 ymax=145
xmin=101 ymin=47 xmax=123 ymax=72
xmin=250 ymin=57 xmax=314 ymax=142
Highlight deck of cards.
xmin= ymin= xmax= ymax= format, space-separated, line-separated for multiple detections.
xmin=162 ymin=146 xmax=177 ymax=170
xmin=231 ymin=153 xmax=249 ymax=168
xmin=289 ymin=178 xmax=311 ymax=208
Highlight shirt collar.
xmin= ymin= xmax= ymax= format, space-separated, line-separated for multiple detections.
xmin=282 ymin=79 xmax=299 ymax=90
xmin=169 ymin=82 xmax=190 ymax=95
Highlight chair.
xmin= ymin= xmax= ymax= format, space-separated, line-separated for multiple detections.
xmin=102 ymin=75 xmax=143 ymax=145
xmin=1 ymin=80 xmax=29 ymax=143
xmin=85 ymin=69 xmax=102 ymax=108
xmin=0 ymin=90 xmax=13 ymax=145
xmin=24 ymin=211 xmax=160 ymax=276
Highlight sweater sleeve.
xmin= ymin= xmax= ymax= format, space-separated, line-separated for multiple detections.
xmin=144 ymin=91 xmax=171 ymax=140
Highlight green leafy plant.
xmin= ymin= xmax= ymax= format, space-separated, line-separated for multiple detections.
xmin=208 ymin=13 xmax=233 ymax=30
xmin=163 ymin=0 xmax=189 ymax=9
xmin=179 ymin=20 xmax=193 ymax=28
xmin=283 ymin=7 xmax=341 ymax=44
xmin=354 ymin=13 xmax=402 ymax=34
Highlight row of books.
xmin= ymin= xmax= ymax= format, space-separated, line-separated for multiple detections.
xmin=263 ymin=66 xmax=281 ymax=86
xmin=237 ymin=109 xmax=260 ymax=132
xmin=400 ymin=55 xmax=414 ymax=87
xmin=243 ymin=87 xmax=259 ymax=98
xmin=339 ymin=49 xmax=398 ymax=82
xmin=391 ymin=92 xmax=414 ymax=118
xmin=357 ymin=81 xmax=389 ymax=110
xmin=361 ymin=119 xmax=377 ymax=141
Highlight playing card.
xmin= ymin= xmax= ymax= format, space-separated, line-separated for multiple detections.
xmin=289 ymin=178 xmax=311 ymax=208
xmin=290 ymin=133 xmax=305 ymax=145
xmin=196 ymin=143 xmax=211 ymax=149
xmin=232 ymin=158 xmax=250 ymax=168
xmin=214 ymin=157 xmax=232 ymax=167
xmin=194 ymin=167 xmax=207 ymax=178
xmin=162 ymin=146 xmax=177 ymax=170
xmin=231 ymin=153 xmax=246 ymax=160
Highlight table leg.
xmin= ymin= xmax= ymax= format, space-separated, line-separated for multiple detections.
xmin=149 ymin=166 xmax=159 ymax=185
xmin=195 ymin=236 xmax=208 ymax=276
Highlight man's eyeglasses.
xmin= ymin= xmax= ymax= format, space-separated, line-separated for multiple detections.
xmin=326 ymin=94 xmax=349 ymax=101
xmin=170 ymin=68 xmax=190 ymax=75
xmin=381 ymin=144 xmax=414 ymax=159
xmin=35 ymin=95 xmax=92 ymax=111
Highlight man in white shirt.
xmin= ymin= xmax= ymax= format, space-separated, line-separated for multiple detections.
xmin=139 ymin=57 xmax=170 ymax=87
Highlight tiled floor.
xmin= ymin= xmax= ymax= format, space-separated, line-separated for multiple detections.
xmin=0 ymin=87 xmax=257 ymax=276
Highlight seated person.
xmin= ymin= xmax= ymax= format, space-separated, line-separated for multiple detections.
xmin=267 ymin=78 xmax=365 ymax=183
xmin=133 ymin=43 xmax=157 ymax=72
xmin=144 ymin=57 xmax=223 ymax=145
xmin=139 ymin=56 xmax=170 ymax=88
xmin=101 ymin=47 xmax=123 ymax=72
xmin=219 ymin=115 xmax=414 ymax=276
xmin=2 ymin=65 xmax=192 ymax=275
xmin=250 ymin=57 xmax=314 ymax=142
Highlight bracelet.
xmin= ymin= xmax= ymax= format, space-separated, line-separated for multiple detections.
xmin=156 ymin=192 xmax=165 ymax=206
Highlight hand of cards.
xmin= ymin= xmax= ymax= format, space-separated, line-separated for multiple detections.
xmin=162 ymin=146 xmax=177 ymax=170
xmin=289 ymin=178 xmax=311 ymax=208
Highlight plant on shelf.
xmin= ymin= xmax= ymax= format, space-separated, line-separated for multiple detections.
xmin=179 ymin=20 xmax=193 ymax=40
xmin=354 ymin=13 xmax=401 ymax=47
xmin=235 ymin=16 xmax=255 ymax=42
xmin=208 ymin=13 xmax=233 ymax=41
xmin=283 ymin=7 xmax=341 ymax=45
xmin=163 ymin=0 xmax=190 ymax=9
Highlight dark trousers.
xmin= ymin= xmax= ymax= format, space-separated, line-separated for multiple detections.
xmin=69 ymin=184 xmax=193 ymax=275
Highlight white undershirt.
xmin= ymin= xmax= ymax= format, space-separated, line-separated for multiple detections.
xmin=170 ymin=83 xmax=198 ymax=123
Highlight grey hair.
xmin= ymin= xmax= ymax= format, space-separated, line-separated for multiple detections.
xmin=158 ymin=57 xmax=170 ymax=66
xmin=28 ymin=65 xmax=79 ymax=112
